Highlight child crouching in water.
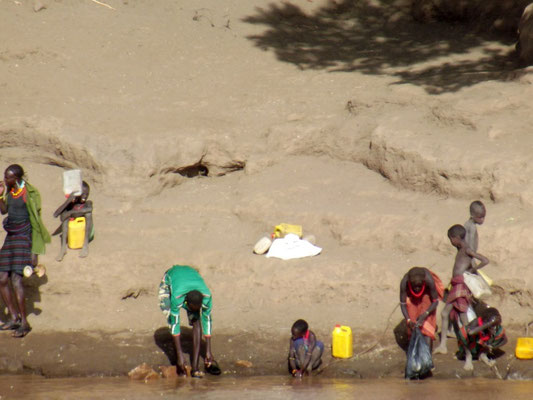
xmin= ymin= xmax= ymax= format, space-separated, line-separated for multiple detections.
xmin=288 ymin=319 xmax=324 ymax=378
xmin=453 ymin=306 xmax=507 ymax=370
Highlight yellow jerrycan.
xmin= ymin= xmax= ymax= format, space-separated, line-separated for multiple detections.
xmin=332 ymin=325 xmax=353 ymax=358
xmin=477 ymin=270 xmax=493 ymax=286
xmin=273 ymin=223 xmax=302 ymax=239
xmin=68 ymin=217 xmax=86 ymax=249
xmin=515 ymin=322 xmax=533 ymax=360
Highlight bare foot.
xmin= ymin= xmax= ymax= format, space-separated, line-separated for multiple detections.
xmin=463 ymin=360 xmax=474 ymax=371
xmin=79 ymin=248 xmax=88 ymax=258
xmin=434 ymin=344 xmax=448 ymax=355
xmin=480 ymin=353 xmax=496 ymax=367
xmin=191 ymin=370 xmax=204 ymax=378
xmin=56 ymin=252 xmax=66 ymax=262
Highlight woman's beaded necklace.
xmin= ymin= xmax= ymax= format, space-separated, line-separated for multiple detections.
xmin=10 ymin=180 xmax=26 ymax=199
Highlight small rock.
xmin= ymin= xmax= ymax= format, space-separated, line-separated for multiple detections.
xmin=287 ymin=113 xmax=304 ymax=122
xmin=159 ymin=365 xmax=178 ymax=379
xmin=235 ymin=360 xmax=253 ymax=368
xmin=144 ymin=371 xmax=160 ymax=382
xmin=128 ymin=363 xmax=158 ymax=380
xmin=33 ymin=0 xmax=46 ymax=12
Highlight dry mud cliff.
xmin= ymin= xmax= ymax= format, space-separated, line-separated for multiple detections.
xmin=0 ymin=0 xmax=532 ymax=376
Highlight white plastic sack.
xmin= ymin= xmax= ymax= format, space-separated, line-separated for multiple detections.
xmin=265 ymin=234 xmax=322 ymax=260
xmin=63 ymin=169 xmax=82 ymax=196
xmin=464 ymin=271 xmax=492 ymax=299
xmin=455 ymin=305 xmax=477 ymax=329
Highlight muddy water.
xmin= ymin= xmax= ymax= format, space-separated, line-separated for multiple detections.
xmin=1 ymin=376 xmax=532 ymax=400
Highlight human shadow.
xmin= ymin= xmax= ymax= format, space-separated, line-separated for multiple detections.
xmin=24 ymin=273 xmax=48 ymax=317
xmin=243 ymin=0 xmax=519 ymax=94
xmin=154 ymin=326 xmax=206 ymax=366
xmin=0 ymin=273 xmax=48 ymax=323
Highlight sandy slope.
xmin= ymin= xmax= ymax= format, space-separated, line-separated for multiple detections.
xmin=0 ymin=0 xmax=532 ymax=375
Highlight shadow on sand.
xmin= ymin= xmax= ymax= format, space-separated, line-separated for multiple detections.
xmin=154 ymin=326 xmax=207 ymax=366
xmin=243 ymin=0 xmax=520 ymax=94
xmin=0 ymin=273 xmax=48 ymax=324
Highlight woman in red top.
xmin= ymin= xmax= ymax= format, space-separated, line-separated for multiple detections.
xmin=399 ymin=267 xmax=444 ymax=347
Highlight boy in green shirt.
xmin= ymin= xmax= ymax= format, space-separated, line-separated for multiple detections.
xmin=159 ymin=265 xmax=220 ymax=377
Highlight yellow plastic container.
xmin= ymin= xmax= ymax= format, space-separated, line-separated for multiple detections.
xmin=516 ymin=337 xmax=533 ymax=359
xmin=478 ymin=270 xmax=493 ymax=286
xmin=332 ymin=325 xmax=353 ymax=358
xmin=68 ymin=217 xmax=86 ymax=249
xmin=273 ymin=223 xmax=302 ymax=239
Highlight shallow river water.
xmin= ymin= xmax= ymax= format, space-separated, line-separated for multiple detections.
xmin=1 ymin=375 xmax=533 ymax=400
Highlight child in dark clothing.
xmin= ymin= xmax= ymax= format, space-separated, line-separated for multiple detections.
xmin=288 ymin=319 xmax=324 ymax=378
xmin=453 ymin=306 xmax=507 ymax=370
xmin=53 ymin=181 xmax=93 ymax=261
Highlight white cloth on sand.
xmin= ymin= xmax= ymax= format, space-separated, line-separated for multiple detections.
xmin=265 ymin=234 xmax=322 ymax=260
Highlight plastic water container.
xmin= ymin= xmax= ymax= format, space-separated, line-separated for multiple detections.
xmin=516 ymin=338 xmax=533 ymax=359
xmin=68 ymin=217 xmax=86 ymax=249
xmin=63 ymin=169 xmax=82 ymax=196
xmin=273 ymin=223 xmax=302 ymax=239
xmin=332 ymin=325 xmax=353 ymax=358
xmin=477 ymin=270 xmax=493 ymax=286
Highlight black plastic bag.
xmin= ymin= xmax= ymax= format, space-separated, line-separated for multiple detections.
xmin=405 ymin=327 xmax=433 ymax=379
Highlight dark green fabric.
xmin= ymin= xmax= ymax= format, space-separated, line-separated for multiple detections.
xmin=25 ymin=183 xmax=51 ymax=255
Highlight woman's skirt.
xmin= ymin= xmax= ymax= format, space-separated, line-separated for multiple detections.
xmin=0 ymin=219 xmax=32 ymax=275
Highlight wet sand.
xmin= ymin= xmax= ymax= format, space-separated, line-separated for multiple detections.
xmin=0 ymin=328 xmax=531 ymax=381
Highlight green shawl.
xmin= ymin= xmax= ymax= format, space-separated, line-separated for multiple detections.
xmin=25 ymin=182 xmax=51 ymax=255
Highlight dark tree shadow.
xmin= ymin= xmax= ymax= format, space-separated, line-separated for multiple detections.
xmin=243 ymin=0 xmax=520 ymax=94
xmin=0 ymin=274 xmax=47 ymax=323
xmin=154 ymin=326 xmax=206 ymax=366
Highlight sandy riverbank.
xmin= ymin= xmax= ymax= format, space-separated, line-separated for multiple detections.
xmin=0 ymin=0 xmax=532 ymax=380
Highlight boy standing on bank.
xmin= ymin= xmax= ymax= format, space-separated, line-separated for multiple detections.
xmin=434 ymin=225 xmax=489 ymax=360
xmin=464 ymin=200 xmax=486 ymax=261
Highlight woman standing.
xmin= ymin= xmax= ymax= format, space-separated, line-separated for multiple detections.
xmin=0 ymin=164 xmax=50 ymax=337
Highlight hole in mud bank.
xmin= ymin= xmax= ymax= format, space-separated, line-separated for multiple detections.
xmin=154 ymin=160 xmax=246 ymax=182
xmin=162 ymin=163 xmax=209 ymax=178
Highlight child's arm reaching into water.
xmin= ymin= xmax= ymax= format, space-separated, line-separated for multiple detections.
xmin=297 ymin=332 xmax=317 ymax=376
xmin=288 ymin=338 xmax=298 ymax=376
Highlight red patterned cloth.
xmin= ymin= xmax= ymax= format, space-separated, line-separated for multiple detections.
xmin=447 ymin=275 xmax=472 ymax=322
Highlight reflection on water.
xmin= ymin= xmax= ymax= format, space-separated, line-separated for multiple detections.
xmin=1 ymin=375 xmax=532 ymax=400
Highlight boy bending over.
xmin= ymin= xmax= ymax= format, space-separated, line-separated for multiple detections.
xmin=288 ymin=319 xmax=324 ymax=378
xmin=400 ymin=267 xmax=444 ymax=348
